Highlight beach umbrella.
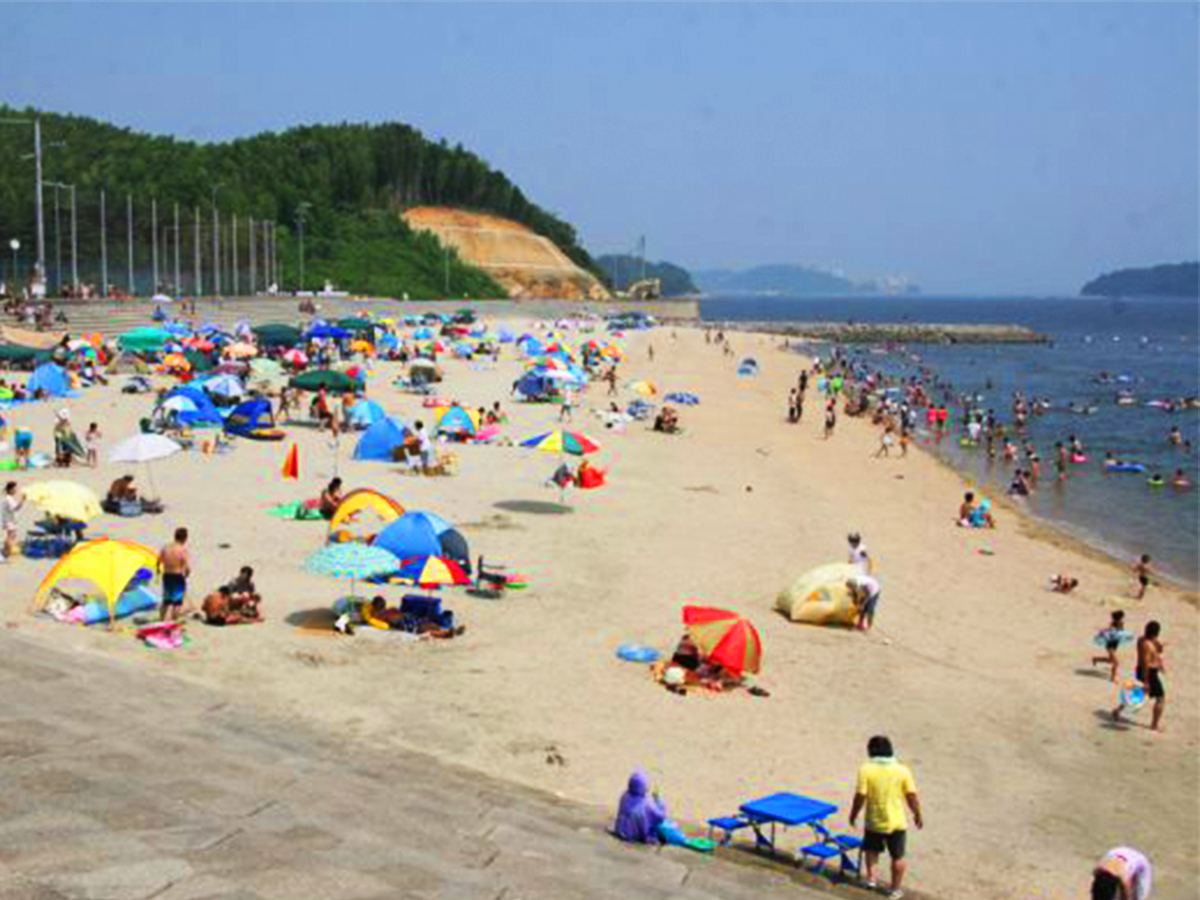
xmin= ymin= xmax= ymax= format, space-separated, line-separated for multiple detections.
xmin=282 ymin=348 xmax=308 ymax=367
xmin=202 ymin=374 xmax=246 ymax=400
xmin=304 ymin=542 xmax=400 ymax=597
xmin=224 ymin=342 xmax=258 ymax=359
xmin=160 ymin=395 xmax=198 ymax=415
xmin=682 ymin=606 xmax=762 ymax=676
xmin=24 ymin=481 xmax=103 ymax=523
xmin=520 ymin=430 xmax=600 ymax=456
xmin=290 ymin=369 xmax=356 ymax=392
xmin=394 ymin=555 xmax=470 ymax=588
xmin=628 ymin=380 xmax=657 ymax=397
xmin=108 ymin=433 xmax=183 ymax=501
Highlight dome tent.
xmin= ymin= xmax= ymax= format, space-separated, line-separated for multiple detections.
xmin=374 ymin=511 xmax=469 ymax=572
xmin=353 ymin=417 xmax=411 ymax=462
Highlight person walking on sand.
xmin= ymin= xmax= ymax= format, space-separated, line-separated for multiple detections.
xmin=824 ymin=401 xmax=837 ymax=440
xmin=849 ymin=734 xmax=923 ymax=900
xmin=1112 ymin=621 xmax=1166 ymax=732
xmin=1133 ymin=554 xmax=1151 ymax=600
xmin=874 ymin=423 xmax=896 ymax=458
xmin=2 ymin=481 xmax=25 ymax=561
xmin=1091 ymin=610 xmax=1126 ymax=683
xmin=157 ymin=527 xmax=192 ymax=622
xmin=559 ymin=385 xmax=574 ymax=423
xmin=1091 ymin=846 xmax=1153 ymax=900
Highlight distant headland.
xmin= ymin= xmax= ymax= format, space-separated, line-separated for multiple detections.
xmin=693 ymin=263 xmax=919 ymax=296
xmin=1081 ymin=262 xmax=1199 ymax=298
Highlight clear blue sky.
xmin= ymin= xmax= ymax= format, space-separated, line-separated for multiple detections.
xmin=6 ymin=2 xmax=1197 ymax=294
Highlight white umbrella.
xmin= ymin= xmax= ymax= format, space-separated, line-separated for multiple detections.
xmin=108 ymin=434 xmax=183 ymax=501
xmin=151 ymin=293 xmax=173 ymax=304
xmin=161 ymin=395 xmax=198 ymax=414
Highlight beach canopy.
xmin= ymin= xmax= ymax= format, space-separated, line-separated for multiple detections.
xmin=435 ymin=405 xmax=479 ymax=436
xmin=348 ymin=399 xmax=386 ymax=429
xmin=28 ymin=362 xmax=69 ymax=397
xmin=374 ymin=511 xmax=468 ymax=568
xmin=683 ymin=605 xmax=762 ymax=676
xmin=24 ymin=481 xmax=103 ymax=523
xmin=775 ymin=562 xmax=861 ymax=627
xmin=33 ymin=538 xmax=158 ymax=621
xmin=224 ymin=398 xmax=276 ymax=436
xmin=353 ymin=416 xmax=411 ymax=461
xmin=521 ymin=430 xmax=600 ymax=456
xmin=252 ymin=324 xmax=302 ymax=348
xmin=329 ymin=489 xmax=405 ymax=533
xmin=118 ymin=328 xmax=171 ymax=353
xmin=290 ymin=369 xmax=356 ymax=392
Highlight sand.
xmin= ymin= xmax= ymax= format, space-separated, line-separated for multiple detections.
xmin=1 ymin=319 xmax=1196 ymax=900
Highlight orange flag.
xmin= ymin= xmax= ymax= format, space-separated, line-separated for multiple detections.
xmin=281 ymin=443 xmax=299 ymax=480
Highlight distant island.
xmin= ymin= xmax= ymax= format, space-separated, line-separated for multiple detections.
xmin=595 ymin=254 xmax=697 ymax=297
xmin=693 ymin=263 xmax=918 ymax=296
xmin=1081 ymin=262 xmax=1199 ymax=298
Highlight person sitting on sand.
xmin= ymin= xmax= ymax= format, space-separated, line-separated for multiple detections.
xmin=225 ymin=565 xmax=262 ymax=620
xmin=1049 ymin=574 xmax=1079 ymax=594
xmin=613 ymin=770 xmax=667 ymax=844
xmin=106 ymin=474 xmax=140 ymax=510
xmin=319 ymin=477 xmax=344 ymax=520
xmin=957 ymin=491 xmax=994 ymax=528
xmin=670 ymin=634 xmax=702 ymax=671
xmin=201 ymin=586 xmax=256 ymax=626
xmin=1090 ymin=846 xmax=1153 ymax=900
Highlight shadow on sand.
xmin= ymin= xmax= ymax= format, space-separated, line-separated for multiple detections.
xmin=494 ymin=500 xmax=574 ymax=516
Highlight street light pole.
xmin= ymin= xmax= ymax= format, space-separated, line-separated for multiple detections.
xmin=248 ymin=218 xmax=256 ymax=294
xmin=210 ymin=184 xmax=223 ymax=297
xmin=126 ymin=193 xmax=134 ymax=296
xmin=69 ymin=184 xmax=77 ymax=292
xmin=53 ymin=184 xmax=62 ymax=290
xmin=100 ymin=188 xmax=107 ymax=295
xmin=194 ymin=206 xmax=202 ymax=297
xmin=173 ymin=203 xmax=181 ymax=296
xmin=8 ymin=239 xmax=18 ymax=286
xmin=232 ymin=215 xmax=239 ymax=297
xmin=151 ymin=198 xmax=158 ymax=292
xmin=295 ymin=202 xmax=311 ymax=293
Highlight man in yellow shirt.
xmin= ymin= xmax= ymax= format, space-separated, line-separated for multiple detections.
xmin=849 ymin=735 xmax=924 ymax=900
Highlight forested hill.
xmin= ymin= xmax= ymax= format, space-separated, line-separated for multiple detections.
xmin=595 ymin=254 xmax=697 ymax=296
xmin=0 ymin=106 xmax=600 ymax=298
xmin=1081 ymin=262 xmax=1199 ymax=299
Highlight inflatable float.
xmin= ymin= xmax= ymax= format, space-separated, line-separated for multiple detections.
xmin=1105 ymin=462 xmax=1146 ymax=474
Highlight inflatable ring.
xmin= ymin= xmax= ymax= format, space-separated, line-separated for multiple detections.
xmin=616 ymin=644 xmax=662 ymax=663
xmin=1092 ymin=629 xmax=1133 ymax=648
xmin=1119 ymin=680 xmax=1146 ymax=711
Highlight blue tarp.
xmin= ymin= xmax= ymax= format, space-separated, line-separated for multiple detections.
xmin=28 ymin=363 xmax=69 ymax=398
xmin=353 ymin=416 xmax=410 ymax=461
xmin=224 ymin=398 xmax=276 ymax=436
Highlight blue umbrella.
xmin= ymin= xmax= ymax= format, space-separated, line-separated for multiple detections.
xmin=305 ymin=543 xmax=400 ymax=596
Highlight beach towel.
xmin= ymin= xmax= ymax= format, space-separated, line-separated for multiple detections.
xmin=267 ymin=501 xmax=324 ymax=521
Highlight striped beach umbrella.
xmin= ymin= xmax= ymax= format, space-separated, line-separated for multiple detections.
xmin=394 ymin=555 xmax=469 ymax=588
xmin=305 ymin=543 xmax=399 ymax=596
xmin=682 ymin=606 xmax=763 ymax=676
xmin=520 ymin=430 xmax=600 ymax=456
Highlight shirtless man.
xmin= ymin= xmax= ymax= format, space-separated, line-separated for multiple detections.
xmin=1113 ymin=620 xmax=1166 ymax=732
xmin=157 ymin=527 xmax=191 ymax=622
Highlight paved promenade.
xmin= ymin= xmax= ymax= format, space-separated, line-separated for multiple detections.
xmin=0 ymin=632 xmax=851 ymax=900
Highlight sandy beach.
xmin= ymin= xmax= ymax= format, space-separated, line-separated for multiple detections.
xmin=2 ymin=314 xmax=1196 ymax=900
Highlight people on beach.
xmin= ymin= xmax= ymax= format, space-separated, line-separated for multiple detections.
xmin=1091 ymin=846 xmax=1153 ymax=900
xmin=824 ymin=401 xmax=837 ymax=439
xmin=613 ymin=770 xmax=667 ymax=844
xmin=1049 ymin=574 xmax=1079 ymax=594
xmin=957 ymin=491 xmax=994 ymax=528
xmin=84 ymin=422 xmax=101 ymax=467
xmin=319 ymin=477 xmax=344 ymax=520
xmin=848 ymin=532 xmax=872 ymax=574
xmin=157 ymin=527 xmax=191 ymax=622
xmin=2 ymin=481 xmax=25 ymax=561
xmin=226 ymin=565 xmax=262 ymax=620
xmin=849 ymin=734 xmax=923 ymax=900
xmin=1133 ymin=554 xmax=1151 ymax=600
xmin=874 ymin=423 xmax=896 ymax=458
xmin=1091 ymin=610 xmax=1125 ymax=682
xmin=1112 ymin=620 xmax=1165 ymax=732
xmin=848 ymin=573 xmax=882 ymax=631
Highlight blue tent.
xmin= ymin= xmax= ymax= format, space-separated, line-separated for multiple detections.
xmin=374 ymin=511 xmax=468 ymax=567
xmin=413 ymin=327 xmax=433 ymax=340
xmin=353 ymin=416 xmax=410 ymax=461
xmin=348 ymin=399 xmax=386 ymax=429
xmin=28 ymin=363 xmax=69 ymax=398
xmin=306 ymin=325 xmax=350 ymax=341
xmin=224 ymin=398 xmax=276 ymax=436
xmin=163 ymin=385 xmax=223 ymax=425
xmin=377 ymin=333 xmax=400 ymax=352
xmin=437 ymin=406 xmax=477 ymax=436
xmin=738 ymin=358 xmax=760 ymax=377
xmin=514 ymin=371 xmax=554 ymax=400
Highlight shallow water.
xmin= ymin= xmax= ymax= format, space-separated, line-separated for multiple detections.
xmin=700 ymin=295 xmax=1200 ymax=585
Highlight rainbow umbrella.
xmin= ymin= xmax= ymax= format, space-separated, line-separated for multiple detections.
xmin=520 ymin=430 xmax=600 ymax=456
xmin=682 ymin=606 xmax=763 ymax=676
xmin=394 ymin=555 xmax=469 ymax=588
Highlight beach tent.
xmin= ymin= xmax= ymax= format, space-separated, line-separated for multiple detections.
xmin=775 ymin=563 xmax=861 ymax=627
xmin=738 ymin=358 xmax=759 ymax=377
xmin=348 ymin=399 xmax=386 ymax=429
xmin=224 ymin=398 xmax=276 ymax=437
xmin=118 ymin=328 xmax=171 ymax=353
xmin=353 ymin=416 xmax=411 ymax=462
xmin=374 ymin=511 xmax=469 ymax=569
xmin=161 ymin=385 xmax=223 ymax=425
xmin=32 ymin=538 xmax=158 ymax=624
xmin=435 ymin=406 xmax=479 ymax=437
xmin=514 ymin=370 xmax=554 ymax=400
xmin=329 ymin=489 xmax=406 ymax=534
xmin=28 ymin=362 xmax=69 ymax=397
xmin=105 ymin=352 xmax=149 ymax=375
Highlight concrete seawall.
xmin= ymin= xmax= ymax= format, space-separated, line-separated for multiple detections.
xmin=706 ymin=319 xmax=1049 ymax=344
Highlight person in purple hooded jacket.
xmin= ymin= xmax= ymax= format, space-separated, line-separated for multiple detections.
xmin=613 ymin=770 xmax=667 ymax=843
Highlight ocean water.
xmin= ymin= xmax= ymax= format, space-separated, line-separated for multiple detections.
xmin=700 ymin=295 xmax=1200 ymax=586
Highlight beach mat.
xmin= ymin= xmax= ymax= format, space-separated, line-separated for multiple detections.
xmin=267 ymin=501 xmax=324 ymax=521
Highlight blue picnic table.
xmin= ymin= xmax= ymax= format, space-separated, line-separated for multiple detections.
xmin=738 ymin=792 xmax=838 ymax=855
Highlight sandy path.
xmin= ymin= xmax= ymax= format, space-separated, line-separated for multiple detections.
xmin=1 ymin=322 xmax=1195 ymax=899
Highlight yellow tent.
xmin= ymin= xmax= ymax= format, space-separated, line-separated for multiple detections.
xmin=32 ymin=538 xmax=158 ymax=620
xmin=329 ymin=489 xmax=406 ymax=538
xmin=775 ymin=562 xmax=862 ymax=627
xmin=432 ymin=406 xmax=481 ymax=429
